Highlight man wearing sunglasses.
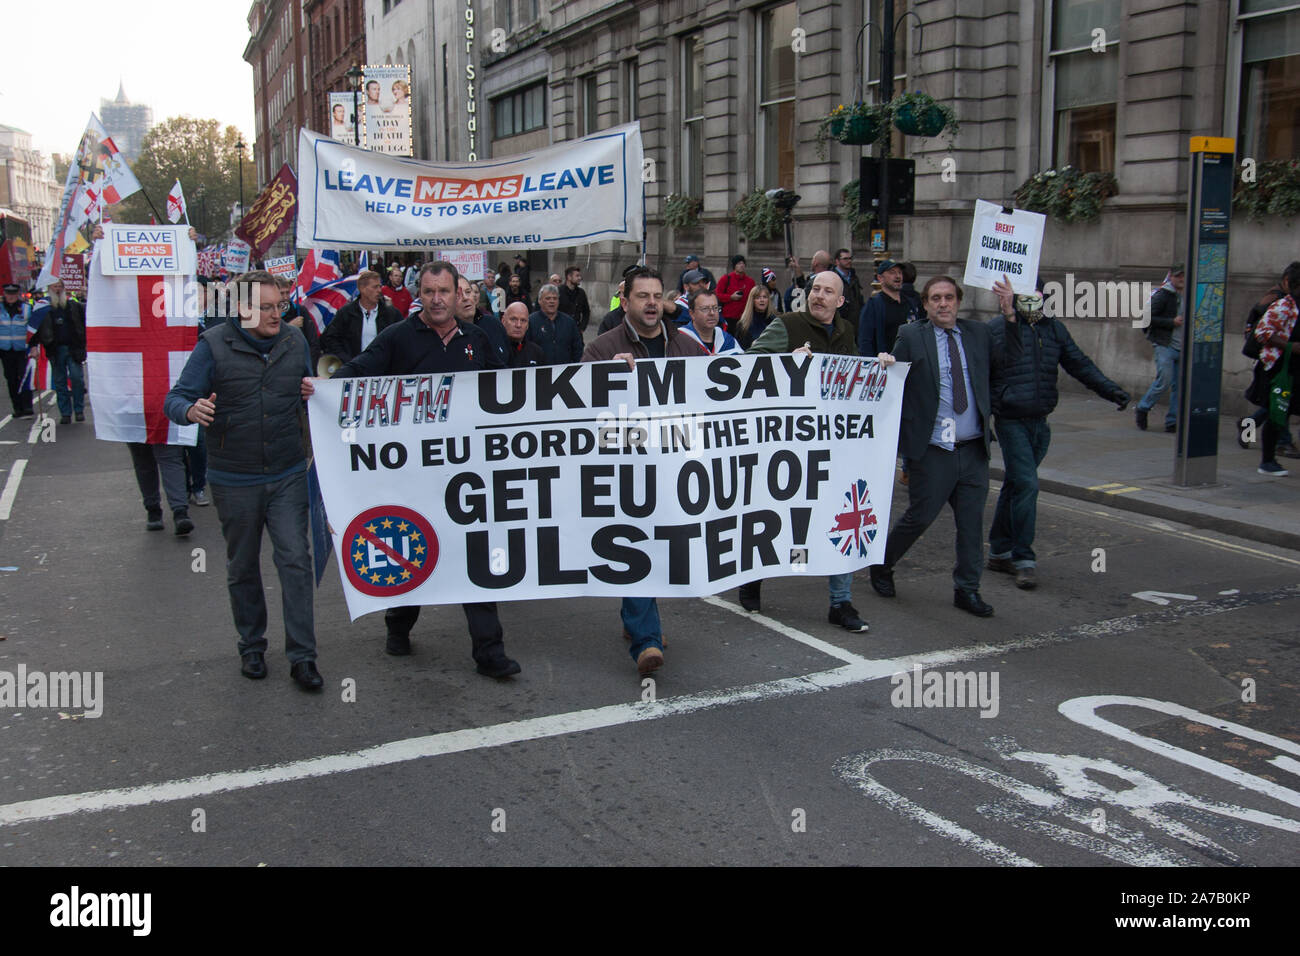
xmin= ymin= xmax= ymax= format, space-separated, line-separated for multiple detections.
xmin=985 ymin=274 xmax=1129 ymax=590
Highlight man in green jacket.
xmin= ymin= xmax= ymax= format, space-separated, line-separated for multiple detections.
xmin=742 ymin=270 xmax=870 ymax=633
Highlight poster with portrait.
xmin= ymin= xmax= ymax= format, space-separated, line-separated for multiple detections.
xmin=361 ymin=64 xmax=413 ymax=157
xmin=328 ymin=92 xmax=357 ymax=144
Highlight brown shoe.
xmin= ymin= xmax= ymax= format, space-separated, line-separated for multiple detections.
xmin=1015 ymin=567 xmax=1037 ymax=590
xmin=624 ymin=629 xmax=667 ymax=648
xmin=636 ymin=646 xmax=664 ymax=677
xmin=986 ymin=556 xmax=1016 ymax=575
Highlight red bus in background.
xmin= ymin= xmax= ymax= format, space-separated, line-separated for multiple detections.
xmin=0 ymin=210 xmax=34 ymax=289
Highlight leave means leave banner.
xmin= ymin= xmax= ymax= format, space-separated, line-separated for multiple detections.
xmin=307 ymin=355 xmax=908 ymax=621
xmin=295 ymin=123 xmax=644 ymax=253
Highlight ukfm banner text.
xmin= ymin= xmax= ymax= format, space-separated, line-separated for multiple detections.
xmin=307 ymin=355 xmax=909 ymax=621
xmin=296 ymin=123 xmax=644 ymax=252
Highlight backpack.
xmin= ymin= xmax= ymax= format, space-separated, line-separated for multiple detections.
xmin=1243 ymin=288 xmax=1284 ymax=360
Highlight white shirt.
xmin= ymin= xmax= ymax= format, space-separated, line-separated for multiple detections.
xmin=360 ymin=305 xmax=378 ymax=351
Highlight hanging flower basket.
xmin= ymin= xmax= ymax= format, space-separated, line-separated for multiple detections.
xmin=887 ymin=91 xmax=959 ymax=144
xmin=839 ymin=114 xmax=882 ymax=145
xmin=816 ymin=102 xmax=888 ymax=157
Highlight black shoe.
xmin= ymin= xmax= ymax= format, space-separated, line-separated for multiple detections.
xmin=240 ymin=651 xmax=267 ymax=679
xmin=146 ymin=509 xmax=164 ymax=531
xmin=290 ymin=660 xmax=324 ymax=690
xmin=74 ymin=412 xmax=85 ymax=422
xmin=986 ymin=557 xmax=1016 ymax=575
xmin=385 ymin=632 xmax=412 ymax=656
xmin=1165 ymin=422 xmax=1176 ymax=433
xmin=828 ymin=602 xmax=869 ymax=632
xmin=59 ymin=415 xmax=70 ymax=425
xmin=476 ymin=655 xmax=521 ymax=678
xmin=173 ymin=510 xmax=194 ymax=536
xmin=1135 ymin=408 xmax=1148 ymax=431
xmin=738 ymin=580 xmax=762 ymax=612
xmin=869 ymin=564 xmax=895 ymax=598
xmin=954 ymin=589 xmax=994 ymax=617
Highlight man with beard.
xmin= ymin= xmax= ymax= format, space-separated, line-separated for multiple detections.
xmin=30 ymin=279 xmax=86 ymax=424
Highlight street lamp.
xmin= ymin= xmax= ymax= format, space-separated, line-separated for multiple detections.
xmin=234 ymin=138 xmax=245 ymax=219
xmin=346 ymin=63 xmax=364 ymax=146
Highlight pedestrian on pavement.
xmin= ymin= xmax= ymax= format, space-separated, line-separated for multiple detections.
xmin=1 ymin=283 xmax=35 ymax=418
xmin=29 ymin=279 xmax=86 ymax=424
xmin=742 ymin=270 xmax=871 ymax=633
xmin=526 ymin=283 xmax=584 ymax=364
xmin=677 ymin=289 xmax=743 ymax=355
xmin=558 ymin=265 xmax=591 ymax=332
xmin=583 ymin=266 xmax=699 ymax=677
xmin=678 ymin=254 xmax=715 ymax=295
xmin=857 ymin=258 xmax=921 ymax=357
xmin=716 ymin=254 xmax=756 ymax=331
xmin=833 ymin=248 xmax=865 ymax=333
xmin=319 ymin=270 xmax=402 ymax=364
xmin=1251 ymin=261 xmax=1300 ymax=477
xmin=164 ymin=270 xmax=320 ymax=689
xmin=1135 ymin=265 xmax=1185 ymax=433
xmin=732 ymin=283 xmax=779 ymax=351
xmin=986 ymin=275 xmax=1130 ymax=589
xmin=871 ymin=276 xmax=1010 ymax=618
xmin=331 ymin=261 xmax=521 ymax=678
xmin=502 ymin=301 xmax=545 ymax=367
xmin=1240 ymin=262 xmax=1300 ymax=457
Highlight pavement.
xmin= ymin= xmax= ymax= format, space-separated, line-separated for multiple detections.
xmin=990 ymin=390 xmax=1300 ymax=552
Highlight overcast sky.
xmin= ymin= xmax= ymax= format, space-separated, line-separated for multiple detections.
xmin=2 ymin=0 xmax=256 ymax=158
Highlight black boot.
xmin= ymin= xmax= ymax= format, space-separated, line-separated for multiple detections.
xmin=738 ymin=580 xmax=762 ymax=612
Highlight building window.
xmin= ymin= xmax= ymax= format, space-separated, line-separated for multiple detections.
xmin=1049 ymin=0 xmax=1119 ymax=173
xmin=382 ymin=0 xmax=402 ymax=13
xmin=1238 ymin=0 xmax=1300 ymax=162
xmin=581 ymin=75 xmax=599 ymax=135
xmin=493 ymin=82 xmax=547 ymax=140
xmin=625 ymin=59 xmax=640 ymax=122
xmin=759 ymin=2 xmax=797 ymax=190
xmin=682 ymin=36 xmax=705 ymax=197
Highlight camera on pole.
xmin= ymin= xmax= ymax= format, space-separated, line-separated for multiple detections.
xmin=765 ymin=189 xmax=801 ymax=261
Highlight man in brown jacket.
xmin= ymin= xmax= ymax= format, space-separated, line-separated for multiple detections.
xmin=581 ymin=267 xmax=697 ymax=676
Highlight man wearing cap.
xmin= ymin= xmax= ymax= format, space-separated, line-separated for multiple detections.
xmin=29 ymin=279 xmax=87 ymax=425
xmin=678 ymin=254 xmax=715 ymax=295
xmin=673 ymin=269 xmax=709 ymax=324
xmin=1135 ymin=264 xmax=1185 ymax=433
xmin=857 ymin=259 xmax=920 ymax=357
xmin=1 ymin=283 xmax=35 ymax=418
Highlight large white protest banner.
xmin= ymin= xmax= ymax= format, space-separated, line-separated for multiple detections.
xmin=308 ymin=354 xmax=908 ymax=620
xmin=296 ymin=123 xmax=644 ymax=253
xmin=961 ymin=200 xmax=1046 ymax=295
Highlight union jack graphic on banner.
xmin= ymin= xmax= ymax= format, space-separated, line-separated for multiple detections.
xmin=827 ymin=479 xmax=878 ymax=558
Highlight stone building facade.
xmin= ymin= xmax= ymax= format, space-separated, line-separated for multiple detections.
xmin=0 ymin=125 xmax=62 ymax=251
xmin=306 ymin=0 xmax=370 ymax=144
xmin=244 ymin=0 xmax=311 ymax=190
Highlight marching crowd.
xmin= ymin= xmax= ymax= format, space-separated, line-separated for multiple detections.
xmin=6 ymin=242 xmax=1299 ymax=690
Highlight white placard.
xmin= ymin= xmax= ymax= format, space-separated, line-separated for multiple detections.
xmin=99 ymin=225 xmax=196 ymax=276
xmin=962 ymin=200 xmax=1046 ymax=295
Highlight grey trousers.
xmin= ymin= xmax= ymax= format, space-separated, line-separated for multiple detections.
xmin=882 ymin=440 xmax=989 ymax=593
xmin=127 ymin=442 xmax=189 ymax=514
xmin=210 ymin=471 xmax=317 ymax=663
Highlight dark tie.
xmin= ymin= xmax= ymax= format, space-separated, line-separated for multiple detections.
xmin=945 ymin=329 xmax=968 ymax=414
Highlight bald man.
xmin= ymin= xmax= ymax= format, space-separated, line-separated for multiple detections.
xmin=502 ymin=301 xmax=544 ymax=367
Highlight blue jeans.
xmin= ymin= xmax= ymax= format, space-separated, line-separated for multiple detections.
xmin=51 ymin=346 xmax=85 ymax=416
xmin=1137 ymin=344 xmax=1180 ymax=428
xmin=210 ymin=471 xmax=316 ymax=663
xmin=621 ymin=598 xmax=663 ymax=661
xmin=989 ymin=417 xmax=1052 ymax=568
xmin=828 ymin=573 xmax=853 ymax=605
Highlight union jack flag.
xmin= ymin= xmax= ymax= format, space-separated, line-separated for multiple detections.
xmin=827 ymin=479 xmax=878 ymax=558
xmin=21 ymin=299 xmax=54 ymax=393
xmin=292 ymin=250 xmax=368 ymax=334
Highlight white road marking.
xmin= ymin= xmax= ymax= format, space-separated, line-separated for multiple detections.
xmin=1058 ymin=696 xmax=1300 ymax=810
xmin=0 ymin=414 xmax=11 ymax=431
xmin=1269 ymin=755 xmax=1300 ymax=778
xmin=1 ymin=586 xmax=1296 ymax=828
xmin=0 ymin=458 xmax=26 ymax=521
xmin=1218 ymin=589 xmax=1240 ymax=595
xmin=701 ymin=594 xmax=868 ymax=665
xmin=1131 ymin=590 xmax=1198 ymax=606
xmin=26 ymin=418 xmax=42 ymax=444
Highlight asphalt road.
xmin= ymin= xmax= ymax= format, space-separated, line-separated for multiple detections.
xmin=1 ymin=397 xmax=1297 ymax=867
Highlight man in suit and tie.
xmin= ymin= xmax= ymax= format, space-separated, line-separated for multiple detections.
xmin=319 ymin=270 xmax=402 ymax=363
xmin=870 ymin=275 xmax=1019 ymax=617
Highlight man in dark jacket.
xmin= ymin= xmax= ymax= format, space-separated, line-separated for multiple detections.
xmin=31 ymin=279 xmax=87 ymax=423
xmin=833 ymin=248 xmax=865 ymax=332
xmin=330 ymin=260 xmax=521 ymax=680
xmin=857 ymin=259 xmax=921 ymax=357
xmin=557 ymin=265 xmax=591 ymax=332
xmin=986 ymin=277 xmax=1129 ymax=589
xmin=1134 ymin=265 xmax=1184 ymax=432
xmin=502 ymin=301 xmax=545 ymax=367
xmin=319 ymin=270 xmax=402 ymax=363
xmin=165 ymin=270 xmax=322 ymax=690
xmin=527 ymin=283 xmax=584 ymax=364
